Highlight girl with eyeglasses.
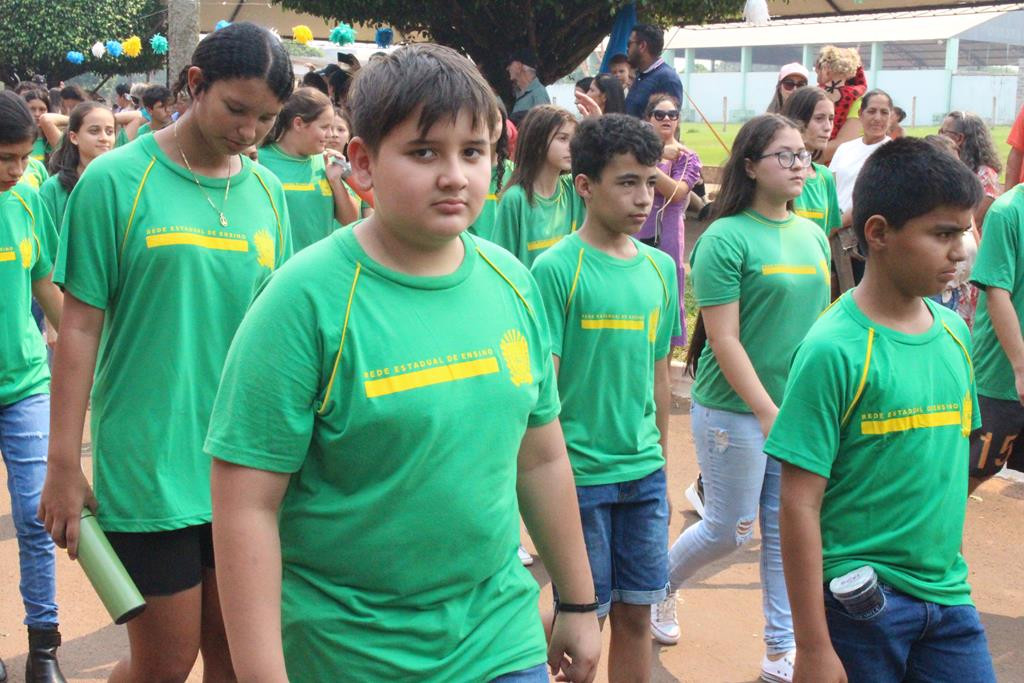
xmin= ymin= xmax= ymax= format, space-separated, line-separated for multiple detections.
xmin=650 ymin=114 xmax=830 ymax=683
xmin=636 ymin=95 xmax=701 ymax=351
xmin=766 ymin=63 xmax=809 ymax=115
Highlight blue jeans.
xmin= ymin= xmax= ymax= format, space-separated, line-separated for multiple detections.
xmin=668 ymin=402 xmax=793 ymax=654
xmin=563 ymin=468 xmax=669 ymax=617
xmin=825 ymin=585 xmax=995 ymax=681
xmin=0 ymin=393 xmax=59 ymax=627
xmin=490 ymin=663 xmax=549 ymax=682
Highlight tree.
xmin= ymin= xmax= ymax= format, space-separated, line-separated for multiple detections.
xmin=0 ymin=0 xmax=167 ymax=88
xmin=276 ymin=1 xmax=745 ymax=101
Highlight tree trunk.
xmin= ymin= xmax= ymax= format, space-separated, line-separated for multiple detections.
xmin=168 ymin=0 xmax=200 ymax=87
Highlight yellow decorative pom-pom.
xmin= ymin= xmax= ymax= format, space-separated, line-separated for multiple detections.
xmin=292 ymin=25 xmax=314 ymax=45
xmin=122 ymin=36 xmax=143 ymax=58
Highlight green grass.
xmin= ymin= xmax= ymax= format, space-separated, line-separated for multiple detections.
xmin=678 ymin=124 xmax=1012 ymax=178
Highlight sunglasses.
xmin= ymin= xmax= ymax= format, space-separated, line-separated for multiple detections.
xmin=780 ymin=79 xmax=806 ymax=91
xmin=652 ymin=110 xmax=680 ymax=121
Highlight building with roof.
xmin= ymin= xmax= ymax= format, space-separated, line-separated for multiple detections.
xmin=664 ymin=4 xmax=1024 ymax=125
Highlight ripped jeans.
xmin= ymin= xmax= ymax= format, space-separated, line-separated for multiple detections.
xmin=668 ymin=401 xmax=793 ymax=654
xmin=0 ymin=393 xmax=59 ymax=627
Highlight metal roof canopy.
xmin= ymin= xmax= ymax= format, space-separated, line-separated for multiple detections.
xmin=665 ymin=4 xmax=1024 ymax=50
xmin=765 ymin=0 xmax=1020 ymax=18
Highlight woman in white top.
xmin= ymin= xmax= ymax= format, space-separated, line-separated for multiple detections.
xmin=829 ymin=89 xmax=893 ymax=215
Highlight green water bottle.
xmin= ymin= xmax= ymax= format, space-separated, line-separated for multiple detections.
xmin=77 ymin=510 xmax=146 ymax=624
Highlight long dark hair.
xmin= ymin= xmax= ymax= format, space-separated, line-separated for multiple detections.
xmin=506 ymin=105 xmax=575 ymax=205
xmin=263 ymin=87 xmax=332 ymax=146
xmin=0 ymin=91 xmax=37 ymax=144
xmin=781 ymin=86 xmax=831 ymax=160
xmin=172 ymin=22 xmax=293 ymax=103
xmin=494 ymin=100 xmax=511 ymax=194
xmin=49 ymin=101 xmax=112 ymax=192
xmin=944 ymin=110 xmax=1002 ymax=175
xmin=686 ymin=114 xmax=801 ymax=377
xmin=591 ymin=73 xmax=626 ymax=114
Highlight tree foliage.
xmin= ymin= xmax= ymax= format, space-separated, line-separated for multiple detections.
xmin=276 ymin=1 xmax=745 ymax=100
xmin=0 ymin=0 xmax=167 ymax=87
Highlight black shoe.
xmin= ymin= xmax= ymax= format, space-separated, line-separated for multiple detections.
xmin=1 ymin=655 xmax=7 ymax=683
xmin=26 ymin=626 xmax=67 ymax=683
xmin=684 ymin=473 xmax=706 ymax=518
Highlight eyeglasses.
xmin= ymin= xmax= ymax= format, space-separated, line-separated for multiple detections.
xmin=652 ymin=110 xmax=679 ymax=121
xmin=755 ymin=149 xmax=812 ymax=168
xmin=938 ymin=128 xmax=964 ymax=141
xmin=780 ymin=79 xmax=806 ymax=91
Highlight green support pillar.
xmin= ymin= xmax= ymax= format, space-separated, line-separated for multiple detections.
xmin=684 ymin=48 xmax=696 ymax=119
xmin=944 ymin=38 xmax=959 ymax=114
xmin=870 ymin=42 xmax=883 ymax=89
xmin=740 ymin=45 xmax=752 ymax=114
xmin=802 ymin=45 xmax=813 ymax=73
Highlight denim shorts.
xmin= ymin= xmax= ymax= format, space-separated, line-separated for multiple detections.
xmin=559 ymin=468 xmax=669 ymax=617
xmin=489 ymin=663 xmax=548 ymax=682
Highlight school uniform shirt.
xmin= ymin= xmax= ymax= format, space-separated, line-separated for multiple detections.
xmin=532 ymin=232 xmax=680 ymax=485
xmin=765 ymin=295 xmax=978 ymax=606
xmin=829 ymin=136 xmax=891 ymax=213
xmin=468 ymin=159 xmax=514 ymax=241
xmin=971 ymin=186 xmax=1024 ymax=401
xmin=205 ymin=227 xmax=557 ymax=681
xmin=690 ymin=211 xmax=831 ymax=414
xmin=793 ymin=163 xmax=842 ymax=234
xmin=31 ymin=137 xmax=50 ymax=163
xmin=0 ymin=184 xmax=57 ymax=406
xmin=54 ymin=132 xmax=292 ymax=532
xmin=38 ymin=175 xmax=70 ymax=231
xmin=134 ymin=122 xmax=152 ymax=138
xmin=20 ymin=158 xmax=48 ymax=191
xmin=258 ymin=144 xmax=338 ymax=252
xmin=491 ymin=175 xmax=586 ymax=267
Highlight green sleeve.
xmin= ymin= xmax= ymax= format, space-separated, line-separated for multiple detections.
xmin=28 ymin=191 xmax=58 ymax=281
xmin=53 ymin=165 xmax=121 ymax=309
xmin=491 ymin=188 xmax=524 ymax=260
xmin=972 ymin=205 xmax=1017 ymax=291
xmin=275 ymin=183 xmax=294 ymax=267
xmin=530 ymin=251 xmax=569 ymax=357
xmin=825 ymin=170 xmax=842 ymax=232
xmin=690 ymin=234 xmax=745 ymax=308
xmin=658 ymin=258 xmax=682 ymax=358
xmin=562 ymin=174 xmax=586 ymax=231
xmin=204 ymin=267 xmax=321 ymax=473
xmin=524 ymin=274 xmax=561 ymax=427
xmin=950 ymin=314 xmax=983 ymax=431
xmin=764 ymin=338 xmax=849 ymax=479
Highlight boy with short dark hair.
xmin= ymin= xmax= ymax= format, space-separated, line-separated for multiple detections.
xmin=205 ymin=43 xmax=601 ymax=682
xmin=766 ymin=137 xmax=996 ymax=682
xmin=532 ymin=113 xmax=678 ymax=682
xmin=133 ymin=85 xmax=174 ymax=137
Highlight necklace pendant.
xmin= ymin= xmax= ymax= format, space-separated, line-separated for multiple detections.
xmin=219 ymin=213 xmax=228 ymax=227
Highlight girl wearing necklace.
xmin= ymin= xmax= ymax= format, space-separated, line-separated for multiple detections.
xmin=38 ymin=22 xmax=294 ymax=681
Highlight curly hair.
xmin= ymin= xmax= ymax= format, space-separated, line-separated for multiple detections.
xmin=816 ymin=45 xmax=861 ymax=79
xmin=570 ymin=112 xmax=662 ymax=180
xmin=945 ymin=110 xmax=1002 ymax=174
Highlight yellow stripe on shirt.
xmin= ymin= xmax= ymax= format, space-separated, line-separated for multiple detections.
xmin=281 ymin=182 xmax=316 ymax=191
xmin=860 ymin=410 xmax=961 ymax=435
xmin=0 ymin=251 xmax=16 ymax=262
xmin=581 ymin=317 xmax=645 ymax=331
xmin=146 ymin=232 xmax=249 ymax=252
xmin=527 ymin=236 xmax=563 ymax=251
xmin=762 ymin=265 xmax=819 ymax=276
xmin=795 ymin=209 xmax=824 ymax=220
xmin=364 ymin=357 xmax=500 ymax=398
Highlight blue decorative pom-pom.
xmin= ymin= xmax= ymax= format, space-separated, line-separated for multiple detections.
xmin=216 ymin=20 xmax=232 ymax=31
xmin=66 ymin=51 xmax=85 ymax=64
xmin=330 ymin=23 xmax=356 ymax=46
xmin=375 ymin=27 xmax=393 ymax=49
xmin=150 ymin=34 xmax=168 ymax=55
xmin=105 ymin=40 xmax=123 ymax=57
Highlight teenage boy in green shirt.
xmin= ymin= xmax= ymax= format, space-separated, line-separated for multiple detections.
xmin=205 ymin=44 xmax=601 ymax=683
xmin=766 ymin=137 xmax=996 ymax=682
xmin=532 ymin=114 xmax=678 ymax=682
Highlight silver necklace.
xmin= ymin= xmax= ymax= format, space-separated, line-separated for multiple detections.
xmin=174 ymin=122 xmax=232 ymax=227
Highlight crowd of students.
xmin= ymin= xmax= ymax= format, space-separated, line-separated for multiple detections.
xmin=0 ymin=20 xmax=1020 ymax=683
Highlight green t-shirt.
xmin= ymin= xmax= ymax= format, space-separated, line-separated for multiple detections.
xmin=38 ymin=175 xmax=70 ymax=232
xmin=115 ymin=127 xmax=130 ymax=148
xmin=690 ymin=211 xmax=831 ymax=413
xmin=54 ymin=133 xmax=293 ymax=532
xmin=257 ymin=144 xmax=338 ymax=253
xmin=468 ymin=159 xmax=514 ymax=241
xmin=971 ymin=186 xmax=1024 ymax=400
xmin=793 ymin=163 xmax=842 ymax=234
xmin=532 ymin=232 xmax=680 ymax=485
xmin=31 ymin=136 xmax=51 ymax=163
xmin=21 ymin=158 xmax=48 ymax=191
xmin=765 ymin=294 xmax=978 ymax=606
xmin=491 ymin=174 xmax=585 ymax=267
xmin=135 ymin=122 xmax=152 ymax=138
xmin=205 ymin=227 xmax=556 ymax=681
xmin=0 ymin=185 xmax=57 ymax=406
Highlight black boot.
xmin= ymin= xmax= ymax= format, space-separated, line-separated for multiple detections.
xmin=25 ymin=626 xmax=66 ymax=683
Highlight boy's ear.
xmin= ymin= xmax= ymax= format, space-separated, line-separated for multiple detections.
xmin=346 ymin=136 xmax=373 ymax=189
xmin=862 ymin=214 xmax=891 ymax=251
xmin=573 ymin=173 xmax=593 ymax=201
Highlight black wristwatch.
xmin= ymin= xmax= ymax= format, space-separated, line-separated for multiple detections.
xmin=557 ymin=596 xmax=600 ymax=613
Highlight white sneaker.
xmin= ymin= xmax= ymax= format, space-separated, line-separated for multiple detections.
xmin=685 ymin=476 xmax=706 ymax=518
xmin=650 ymin=592 xmax=680 ymax=645
xmin=517 ymin=544 xmax=534 ymax=566
xmin=760 ymin=649 xmax=796 ymax=683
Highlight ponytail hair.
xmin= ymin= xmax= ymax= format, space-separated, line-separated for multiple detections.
xmin=172 ymin=22 xmax=294 ymax=104
xmin=49 ymin=101 xmax=113 ymax=192
xmin=264 ymin=87 xmax=332 ymax=146
xmin=0 ymin=91 xmax=38 ymax=145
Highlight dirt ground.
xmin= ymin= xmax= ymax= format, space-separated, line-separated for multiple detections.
xmin=1 ymin=395 xmax=1022 ymax=682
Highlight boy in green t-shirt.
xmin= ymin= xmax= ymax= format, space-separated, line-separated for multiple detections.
xmin=532 ymin=114 xmax=678 ymax=682
xmin=766 ymin=138 xmax=996 ymax=682
xmin=205 ymin=44 xmax=600 ymax=682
